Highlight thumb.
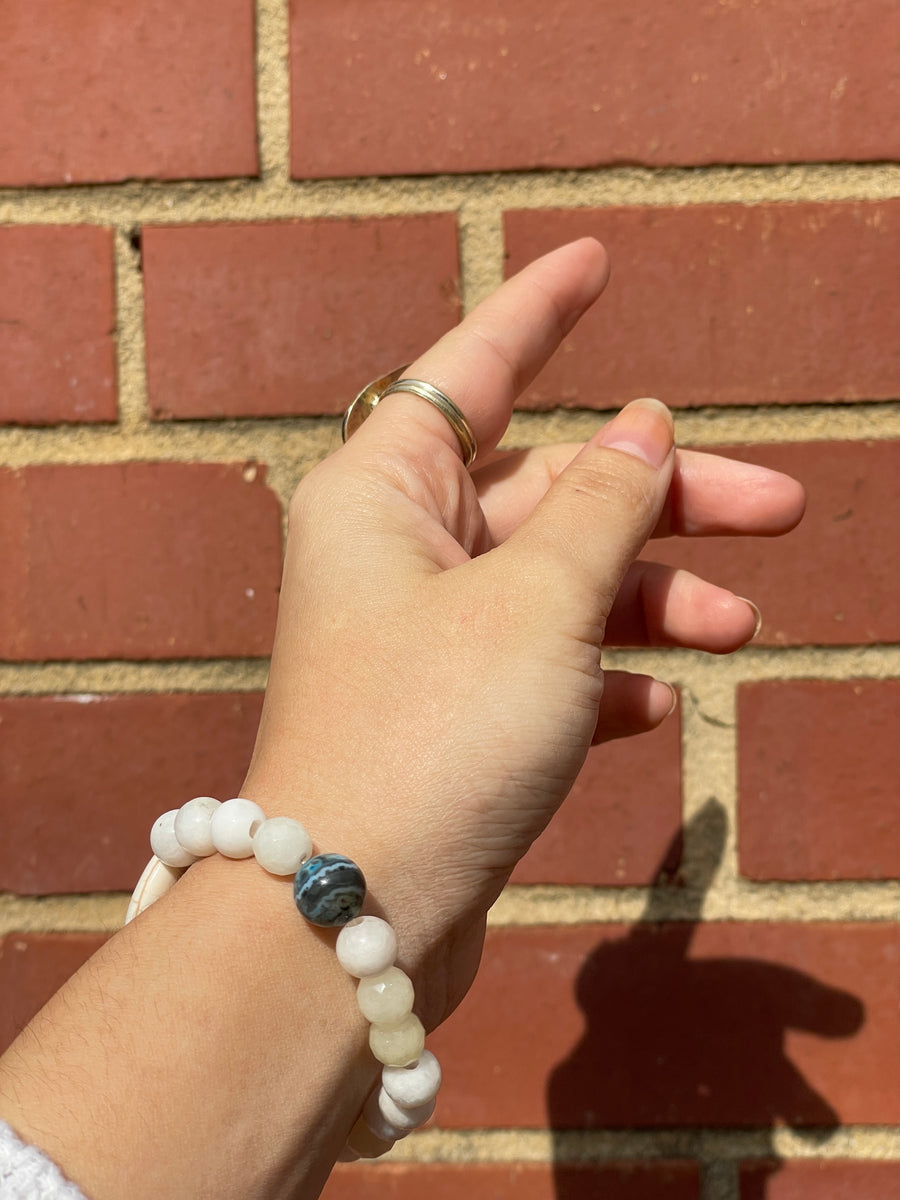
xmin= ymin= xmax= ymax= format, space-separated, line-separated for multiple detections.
xmin=506 ymin=398 xmax=676 ymax=625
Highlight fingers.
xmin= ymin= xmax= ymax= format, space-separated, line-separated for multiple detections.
xmin=344 ymin=238 xmax=610 ymax=468
xmin=604 ymin=562 xmax=760 ymax=651
xmin=504 ymin=398 xmax=675 ymax=622
xmin=591 ymin=671 xmax=677 ymax=744
xmin=475 ymin=445 xmax=805 ymax=544
xmin=654 ymin=449 xmax=806 ymax=537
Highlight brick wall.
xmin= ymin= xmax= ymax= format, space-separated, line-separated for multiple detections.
xmin=1 ymin=2 xmax=898 ymax=1196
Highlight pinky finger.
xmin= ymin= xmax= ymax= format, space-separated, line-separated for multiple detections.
xmin=592 ymin=671 xmax=678 ymax=745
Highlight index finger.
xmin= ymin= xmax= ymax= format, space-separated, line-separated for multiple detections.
xmin=474 ymin=445 xmax=806 ymax=543
xmin=354 ymin=238 xmax=610 ymax=467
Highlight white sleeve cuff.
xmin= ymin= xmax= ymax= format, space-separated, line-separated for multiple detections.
xmin=0 ymin=1120 xmax=89 ymax=1199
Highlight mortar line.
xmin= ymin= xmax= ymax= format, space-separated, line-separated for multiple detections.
xmin=2 ymin=163 xmax=899 ymax=226
xmin=0 ymin=660 xmax=271 ymax=695
xmin=255 ymin=0 xmax=291 ymax=184
xmin=602 ymin=646 xmax=900 ymax=685
xmin=700 ymin=1160 xmax=739 ymax=1200
xmin=382 ymin=1126 xmax=900 ymax=1164
xmin=506 ymin=399 xmax=900 ymax=447
xmin=678 ymin=676 xmax=741 ymax=900
xmin=485 ymin=881 xmax=900 ymax=926
xmin=457 ymin=199 xmax=505 ymax=313
xmin=111 ymin=225 xmax=151 ymax=431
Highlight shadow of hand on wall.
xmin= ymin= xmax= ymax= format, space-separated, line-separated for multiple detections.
xmin=547 ymin=798 xmax=864 ymax=1199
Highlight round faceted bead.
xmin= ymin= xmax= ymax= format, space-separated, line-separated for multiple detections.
xmin=294 ymin=854 xmax=366 ymax=927
xmin=382 ymin=1048 xmax=442 ymax=1108
xmin=377 ymin=1087 xmax=435 ymax=1132
xmin=173 ymin=796 xmax=221 ymax=857
xmin=150 ymin=810 xmax=197 ymax=868
xmin=369 ymin=1013 xmax=425 ymax=1067
xmin=210 ymin=797 xmax=266 ymax=859
xmin=252 ymin=817 xmax=313 ymax=876
xmin=335 ymin=916 xmax=397 ymax=977
xmin=357 ymin=967 xmax=414 ymax=1025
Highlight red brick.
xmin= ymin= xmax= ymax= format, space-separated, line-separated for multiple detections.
xmin=0 ymin=692 xmax=263 ymax=894
xmin=142 ymin=217 xmax=460 ymax=419
xmin=642 ymin=441 xmax=899 ymax=646
xmin=504 ymin=203 xmax=900 ymax=409
xmin=0 ymin=227 xmax=117 ymax=425
xmin=0 ymin=463 xmax=281 ymax=660
xmin=322 ymin=1162 xmax=699 ymax=1200
xmin=0 ymin=1 xmax=257 ymax=186
xmin=512 ymin=711 xmax=681 ymax=885
xmin=738 ymin=681 xmax=900 ymax=882
xmin=428 ymin=924 xmax=899 ymax=1128
xmin=740 ymin=1160 xmax=900 ymax=1200
xmin=0 ymin=933 xmax=106 ymax=1054
xmin=289 ymin=0 xmax=899 ymax=178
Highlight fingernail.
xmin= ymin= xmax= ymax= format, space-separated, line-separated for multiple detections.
xmin=598 ymin=397 xmax=673 ymax=469
xmin=737 ymin=597 xmax=763 ymax=640
xmin=651 ymin=681 xmax=679 ymax=722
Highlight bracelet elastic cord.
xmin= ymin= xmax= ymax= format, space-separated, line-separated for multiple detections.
xmin=127 ymin=796 xmax=442 ymax=1159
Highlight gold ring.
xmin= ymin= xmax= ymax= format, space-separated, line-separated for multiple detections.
xmin=342 ymin=366 xmax=478 ymax=468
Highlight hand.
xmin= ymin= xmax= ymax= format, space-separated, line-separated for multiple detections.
xmin=242 ymin=238 xmax=804 ymax=1022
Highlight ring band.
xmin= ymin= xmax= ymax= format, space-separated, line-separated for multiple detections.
xmin=342 ymin=366 xmax=478 ymax=468
xmin=380 ymin=379 xmax=477 ymax=468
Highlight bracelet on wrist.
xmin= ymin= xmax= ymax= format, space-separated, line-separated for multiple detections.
xmin=127 ymin=795 xmax=442 ymax=1160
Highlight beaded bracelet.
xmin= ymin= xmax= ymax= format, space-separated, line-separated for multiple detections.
xmin=126 ymin=795 xmax=442 ymax=1160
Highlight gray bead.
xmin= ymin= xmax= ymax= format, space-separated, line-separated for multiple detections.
xmin=293 ymin=853 xmax=366 ymax=927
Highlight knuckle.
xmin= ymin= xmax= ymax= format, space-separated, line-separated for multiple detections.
xmin=562 ymin=453 xmax=659 ymax=521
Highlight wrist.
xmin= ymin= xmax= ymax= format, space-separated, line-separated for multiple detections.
xmin=238 ymin=769 xmax=486 ymax=1028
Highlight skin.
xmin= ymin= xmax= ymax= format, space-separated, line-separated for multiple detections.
xmin=0 ymin=239 xmax=804 ymax=1199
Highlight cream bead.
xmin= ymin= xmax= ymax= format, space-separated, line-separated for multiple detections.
xmin=382 ymin=1048 xmax=442 ymax=1108
xmin=377 ymin=1087 xmax=435 ymax=1132
xmin=174 ymin=796 xmax=221 ymax=857
xmin=369 ymin=1013 xmax=425 ymax=1067
xmin=345 ymin=1116 xmax=394 ymax=1160
xmin=210 ymin=797 xmax=266 ymax=858
xmin=125 ymin=855 xmax=185 ymax=923
xmin=357 ymin=967 xmax=414 ymax=1025
xmin=150 ymin=810 xmax=197 ymax=868
xmin=252 ymin=817 xmax=313 ymax=875
xmin=335 ymin=916 xmax=397 ymax=977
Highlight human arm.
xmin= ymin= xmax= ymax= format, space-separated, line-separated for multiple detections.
xmin=0 ymin=238 xmax=804 ymax=1200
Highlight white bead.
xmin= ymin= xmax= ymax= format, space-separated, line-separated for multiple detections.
xmin=369 ymin=1014 xmax=425 ymax=1067
xmin=125 ymin=855 xmax=185 ymax=923
xmin=377 ymin=1086 xmax=435 ymax=1131
xmin=357 ymin=967 xmax=414 ymax=1025
xmin=362 ymin=1089 xmax=408 ymax=1142
xmin=150 ymin=810 xmax=197 ymax=868
xmin=210 ymin=797 xmax=266 ymax=858
xmin=174 ymin=796 xmax=221 ymax=857
xmin=335 ymin=916 xmax=397 ymax=977
xmin=382 ymin=1048 xmax=442 ymax=1108
xmin=251 ymin=816 xmax=313 ymax=875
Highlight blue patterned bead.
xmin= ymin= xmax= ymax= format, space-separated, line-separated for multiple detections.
xmin=294 ymin=853 xmax=366 ymax=927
